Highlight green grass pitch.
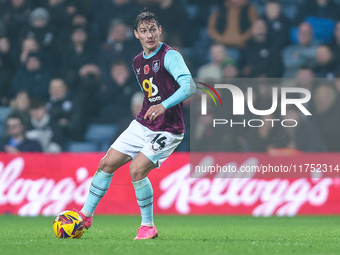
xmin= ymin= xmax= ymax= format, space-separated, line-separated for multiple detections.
xmin=0 ymin=215 xmax=339 ymax=255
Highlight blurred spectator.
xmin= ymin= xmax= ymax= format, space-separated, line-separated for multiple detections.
xmin=240 ymin=19 xmax=282 ymax=77
xmin=294 ymin=66 xmax=316 ymax=111
xmin=0 ymin=19 xmax=6 ymax=38
xmin=314 ymin=45 xmax=337 ymax=78
xmin=11 ymin=52 xmax=52 ymax=100
xmin=95 ymin=0 xmax=140 ymax=41
xmin=221 ymin=58 xmax=239 ymax=78
xmin=72 ymin=0 xmax=92 ymax=17
xmin=281 ymin=106 xmax=327 ymax=152
xmin=208 ymin=0 xmax=258 ymax=52
xmin=99 ymin=19 xmax=139 ymax=84
xmin=0 ymin=110 xmax=42 ymax=153
xmin=282 ymin=22 xmax=318 ymax=77
xmin=0 ymin=36 xmax=15 ymax=105
xmin=47 ymin=78 xmax=86 ymax=142
xmin=18 ymin=8 xmax=56 ymax=59
xmin=296 ymin=65 xmax=316 ymax=90
xmin=328 ymin=21 xmax=340 ymax=67
xmin=94 ymin=60 xmax=138 ymax=124
xmin=9 ymin=90 xmax=31 ymax=126
xmin=146 ymin=0 xmax=190 ymax=47
xmin=60 ymin=26 xmax=98 ymax=91
xmin=295 ymin=0 xmax=340 ymax=25
xmin=181 ymin=0 xmax=219 ymax=45
xmin=77 ymin=63 xmax=101 ymax=121
xmin=191 ymin=109 xmax=238 ymax=152
xmin=1 ymin=0 xmax=340 ymax=153
xmin=0 ymin=0 xmax=32 ymax=43
xmin=246 ymin=113 xmax=288 ymax=152
xmin=197 ymin=43 xmax=227 ymax=79
xmin=26 ymin=98 xmax=63 ymax=152
xmin=71 ymin=12 xmax=89 ymax=31
xmin=78 ymin=64 xmax=101 ymax=86
xmin=55 ymin=12 xmax=100 ymax=73
xmin=262 ymin=0 xmax=290 ymax=51
xmin=310 ymin=82 xmax=340 ymax=151
xmin=335 ymin=71 xmax=340 ymax=93
xmin=293 ymin=0 xmax=339 ymax=44
xmin=191 ymin=108 xmax=215 ymax=152
xmin=57 ymin=12 xmax=98 ymax=47
xmin=110 ymin=91 xmax=144 ymax=143
xmin=43 ymin=0 xmax=76 ymax=31
xmin=18 ymin=37 xmax=39 ymax=65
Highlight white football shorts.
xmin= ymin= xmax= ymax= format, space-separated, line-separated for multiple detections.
xmin=111 ymin=120 xmax=184 ymax=167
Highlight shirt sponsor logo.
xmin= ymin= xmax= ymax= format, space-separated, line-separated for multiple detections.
xmin=142 ymin=77 xmax=159 ymax=97
xmin=142 ymin=77 xmax=161 ymax=102
xmin=148 ymin=96 xmax=161 ymax=103
xmin=152 ymin=60 xmax=160 ymax=73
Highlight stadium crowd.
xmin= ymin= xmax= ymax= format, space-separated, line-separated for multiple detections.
xmin=0 ymin=0 xmax=339 ymax=153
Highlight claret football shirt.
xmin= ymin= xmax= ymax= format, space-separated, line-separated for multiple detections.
xmin=133 ymin=42 xmax=191 ymax=134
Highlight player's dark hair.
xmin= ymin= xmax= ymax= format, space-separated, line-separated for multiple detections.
xmin=134 ymin=11 xmax=160 ymax=31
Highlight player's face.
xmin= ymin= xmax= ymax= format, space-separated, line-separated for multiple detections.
xmin=134 ymin=20 xmax=162 ymax=55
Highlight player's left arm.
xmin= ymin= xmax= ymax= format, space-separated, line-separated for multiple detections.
xmin=144 ymin=50 xmax=196 ymax=121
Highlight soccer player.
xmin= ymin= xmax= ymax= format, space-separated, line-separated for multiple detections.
xmin=76 ymin=11 xmax=195 ymax=240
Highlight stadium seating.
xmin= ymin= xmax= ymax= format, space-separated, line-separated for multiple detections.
xmin=84 ymin=124 xmax=117 ymax=152
xmin=64 ymin=141 xmax=98 ymax=152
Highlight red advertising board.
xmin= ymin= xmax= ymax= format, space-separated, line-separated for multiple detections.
xmin=0 ymin=152 xmax=340 ymax=216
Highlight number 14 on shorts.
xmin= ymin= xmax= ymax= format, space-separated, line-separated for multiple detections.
xmin=150 ymin=134 xmax=167 ymax=151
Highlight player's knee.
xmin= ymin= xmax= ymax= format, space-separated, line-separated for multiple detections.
xmin=99 ymin=157 xmax=117 ymax=173
xmin=129 ymin=163 xmax=144 ymax=181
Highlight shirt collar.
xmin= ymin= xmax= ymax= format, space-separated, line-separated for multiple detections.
xmin=143 ymin=42 xmax=163 ymax=59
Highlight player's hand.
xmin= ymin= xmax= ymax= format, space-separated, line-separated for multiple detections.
xmin=144 ymin=104 xmax=166 ymax=122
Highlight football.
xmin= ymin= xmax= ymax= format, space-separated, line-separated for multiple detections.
xmin=53 ymin=210 xmax=85 ymax=239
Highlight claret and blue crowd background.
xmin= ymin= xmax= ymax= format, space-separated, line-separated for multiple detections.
xmin=0 ymin=0 xmax=340 ymax=217
xmin=1 ymin=0 xmax=340 ymax=153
